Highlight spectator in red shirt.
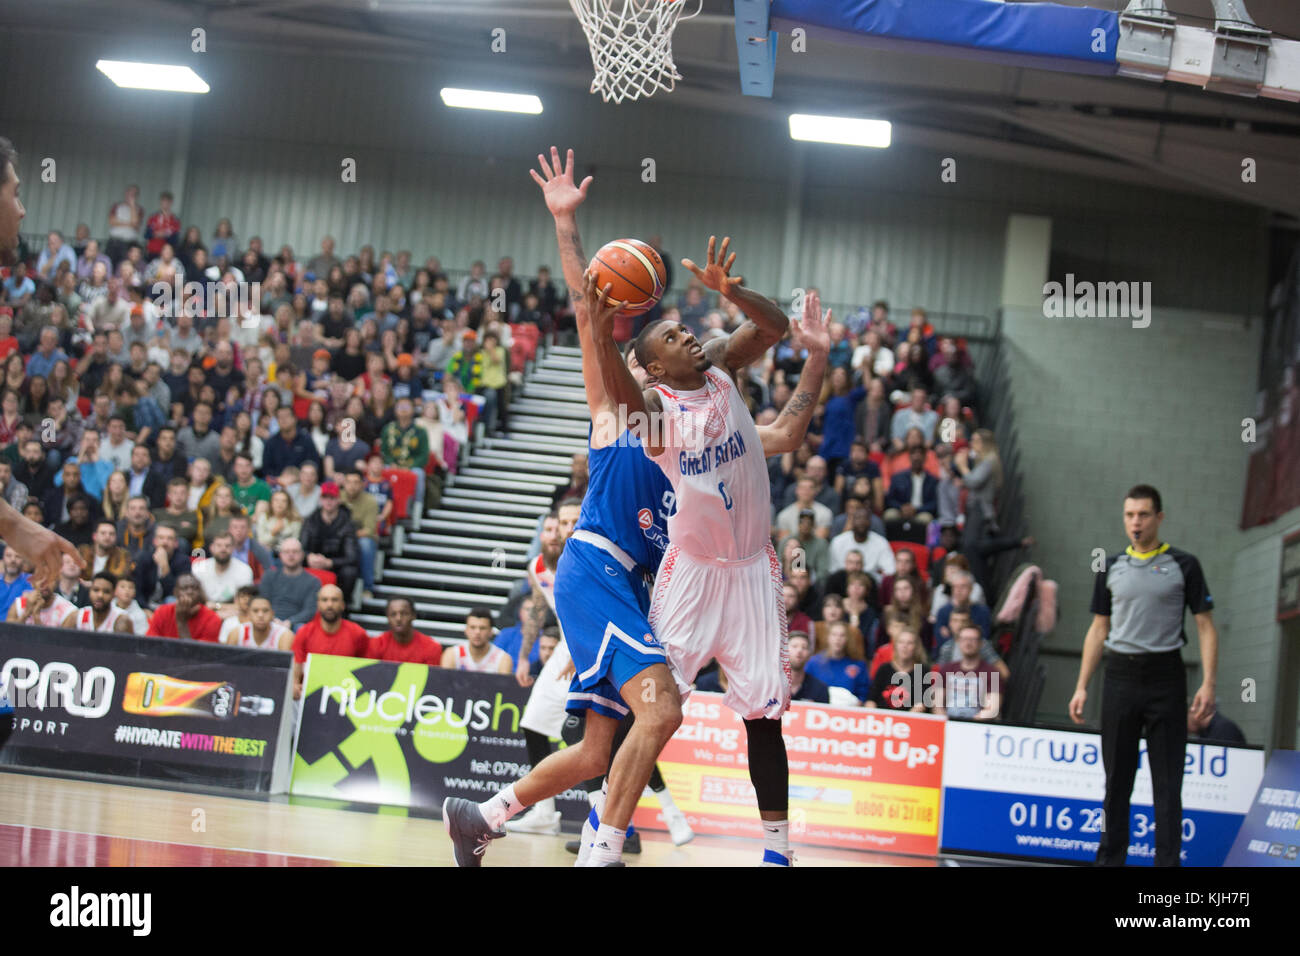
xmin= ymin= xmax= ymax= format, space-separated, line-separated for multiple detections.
xmin=291 ymin=584 xmax=369 ymax=699
xmin=144 ymin=192 xmax=181 ymax=258
xmin=147 ymin=574 xmax=223 ymax=642
xmin=368 ymin=596 xmax=442 ymax=665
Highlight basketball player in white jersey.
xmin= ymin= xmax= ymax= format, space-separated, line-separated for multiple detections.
xmin=443 ymin=607 xmax=513 ymax=674
xmin=71 ymin=573 xmax=134 ymax=634
xmin=7 ymin=586 xmax=78 ymax=628
xmin=224 ymin=595 xmax=293 ymax=650
xmin=592 ymin=239 xmax=831 ymax=866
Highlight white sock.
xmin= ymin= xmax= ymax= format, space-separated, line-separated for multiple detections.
xmin=587 ymin=823 xmax=626 ymax=867
xmin=763 ymin=819 xmax=790 ymax=860
xmin=655 ymin=784 xmax=681 ymax=816
xmin=479 ymin=784 xmax=523 ymax=830
xmin=575 ymin=786 xmax=606 ymax=867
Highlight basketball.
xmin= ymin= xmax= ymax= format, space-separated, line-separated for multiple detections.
xmin=588 ymin=238 xmax=667 ymax=317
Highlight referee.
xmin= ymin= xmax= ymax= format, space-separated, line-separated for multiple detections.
xmin=1069 ymin=484 xmax=1218 ymax=867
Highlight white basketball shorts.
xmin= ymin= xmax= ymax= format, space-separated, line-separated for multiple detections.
xmin=520 ymin=638 xmax=574 ymax=738
xmin=649 ymin=542 xmax=790 ymax=721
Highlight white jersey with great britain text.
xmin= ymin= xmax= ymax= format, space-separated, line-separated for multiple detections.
xmin=649 ymin=367 xmax=770 ymax=562
xmin=646 ymin=366 xmax=790 ymax=720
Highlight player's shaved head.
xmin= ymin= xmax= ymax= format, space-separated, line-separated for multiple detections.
xmin=632 ymin=319 xmax=667 ymax=370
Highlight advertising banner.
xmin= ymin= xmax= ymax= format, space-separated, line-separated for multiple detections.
xmin=940 ymin=721 xmax=1264 ymax=865
xmin=0 ymin=622 xmax=294 ymax=792
xmin=1224 ymin=749 xmax=1300 ymax=866
xmin=290 ymin=655 xmax=589 ymax=821
xmin=633 ymin=693 xmax=945 ymax=856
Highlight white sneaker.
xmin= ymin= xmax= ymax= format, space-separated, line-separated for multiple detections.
xmin=504 ymin=805 xmax=562 ymax=835
xmin=663 ymin=805 xmax=694 ymax=846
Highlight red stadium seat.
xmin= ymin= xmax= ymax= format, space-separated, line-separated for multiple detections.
xmin=382 ymin=467 xmax=417 ymax=522
xmin=510 ymin=322 xmax=541 ymax=372
xmin=891 ymin=540 xmax=930 ymax=576
xmin=306 ymin=568 xmax=337 ymax=587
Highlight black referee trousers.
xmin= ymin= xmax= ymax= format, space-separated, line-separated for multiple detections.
xmin=1096 ymin=649 xmax=1187 ymax=867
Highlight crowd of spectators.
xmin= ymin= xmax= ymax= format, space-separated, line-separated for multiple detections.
xmin=1 ymin=188 xmax=1038 ymax=721
xmin=0 ymin=185 xmax=576 ymax=647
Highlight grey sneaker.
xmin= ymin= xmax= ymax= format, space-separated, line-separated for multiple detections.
xmin=443 ymin=797 xmax=505 ymax=867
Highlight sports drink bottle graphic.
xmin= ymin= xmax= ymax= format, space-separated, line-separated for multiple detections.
xmin=122 ymin=673 xmax=275 ymax=720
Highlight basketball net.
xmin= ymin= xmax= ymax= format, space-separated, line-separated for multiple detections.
xmin=568 ymin=0 xmax=703 ymax=103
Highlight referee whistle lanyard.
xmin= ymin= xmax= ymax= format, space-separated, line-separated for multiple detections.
xmin=1125 ymin=542 xmax=1170 ymax=561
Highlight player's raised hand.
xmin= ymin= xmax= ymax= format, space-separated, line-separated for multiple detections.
xmin=529 ymin=146 xmax=592 ymax=218
xmin=790 ymin=289 xmax=831 ymax=356
xmin=582 ymin=269 xmax=627 ymax=340
xmin=0 ymin=505 xmax=84 ymax=592
xmin=681 ymin=235 xmax=744 ymax=298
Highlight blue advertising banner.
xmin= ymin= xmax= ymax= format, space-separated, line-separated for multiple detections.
xmin=940 ymin=722 xmax=1264 ymax=865
xmin=1224 ymin=749 xmax=1300 ymax=866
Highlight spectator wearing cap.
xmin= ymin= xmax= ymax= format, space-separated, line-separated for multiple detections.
xmin=300 ymin=480 xmax=360 ymax=599
xmin=446 ymin=329 xmax=484 ymax=393
xmin=392 ymin=352 xmax=422 ymax=400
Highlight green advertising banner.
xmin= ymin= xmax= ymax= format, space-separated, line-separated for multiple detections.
xmin=291 ymin=655 xmax=588 ymax=821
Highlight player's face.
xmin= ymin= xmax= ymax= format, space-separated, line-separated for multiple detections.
xmin=250 ymin=599 xmax=273 ymax=629
xmin=387 ymin=601 xmax=413 ymax=636
xmin=648 ymin=323 xmax=710 ymax=381
xmin=464 ymin=615 xmax=492 ymax=648
xmin=90 ymin=580 xmax=112 ymax=612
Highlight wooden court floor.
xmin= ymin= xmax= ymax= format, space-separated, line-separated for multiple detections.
xmin=0 ymin=770 xmax=940 ymax=867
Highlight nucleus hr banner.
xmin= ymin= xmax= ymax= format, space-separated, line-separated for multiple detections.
xmin=632 ymin=693 xmax=946 ymax=856
xmin=941 ymin=721 xmax=1265 ymax=865
xmin=0 ymin=622 xmax=294 ymax=792
xmin=290 ymin=655 xmax=588 ymax=821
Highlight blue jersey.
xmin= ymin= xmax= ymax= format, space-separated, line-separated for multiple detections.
xmin=575 ymin=429 xmax=672 ymax=573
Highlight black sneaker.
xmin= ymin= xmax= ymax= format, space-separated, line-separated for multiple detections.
xmin=442 ymin=797 xmax=505 ymax=867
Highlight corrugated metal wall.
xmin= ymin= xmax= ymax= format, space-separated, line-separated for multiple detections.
xmin=0 ymin=28 xmax=1267 ymax=317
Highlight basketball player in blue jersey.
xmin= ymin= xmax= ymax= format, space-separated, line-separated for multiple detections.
xmin=443 ymin=148 xmax=828 ymax=866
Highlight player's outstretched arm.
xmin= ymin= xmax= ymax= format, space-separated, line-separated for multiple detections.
xmin=530 ymin=146 xmax=614 ymax=423
xmin=758 ymin=290 xmax=830 ymax=456
xmin=586 ymin=271 xmax=666 ymax=457
xmin=684 ymin=236 xmax=789 ymax=375
xmin=0 ymin=498 xmax=84 ymax=590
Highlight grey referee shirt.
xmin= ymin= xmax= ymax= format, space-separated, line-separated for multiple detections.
xmin=1090 ymin=544 xmax=1213 ymax=654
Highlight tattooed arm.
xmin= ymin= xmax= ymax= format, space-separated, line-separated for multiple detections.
xmin=757 ymin=290 xmax=831 ymax=457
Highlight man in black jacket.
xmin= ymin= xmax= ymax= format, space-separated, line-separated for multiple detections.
xmin=301 ymin=481 xmax=359 ymax=599
xmin=134 ymin=524 xmax=191 ymax=610
xmin=14 ymin=439 xmax=56 ymax=504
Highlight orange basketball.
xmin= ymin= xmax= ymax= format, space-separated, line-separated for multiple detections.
xmin=588 ymin=238 xmax=667 ymax=317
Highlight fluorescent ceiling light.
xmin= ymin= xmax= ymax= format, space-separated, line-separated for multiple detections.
xmin=788 ymin=113 xmax=891 ymax=148
xmin=96 ymin=60 xmax=209 ymax=93
xmin=440 ymin=88 xmax=542 ymax=114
